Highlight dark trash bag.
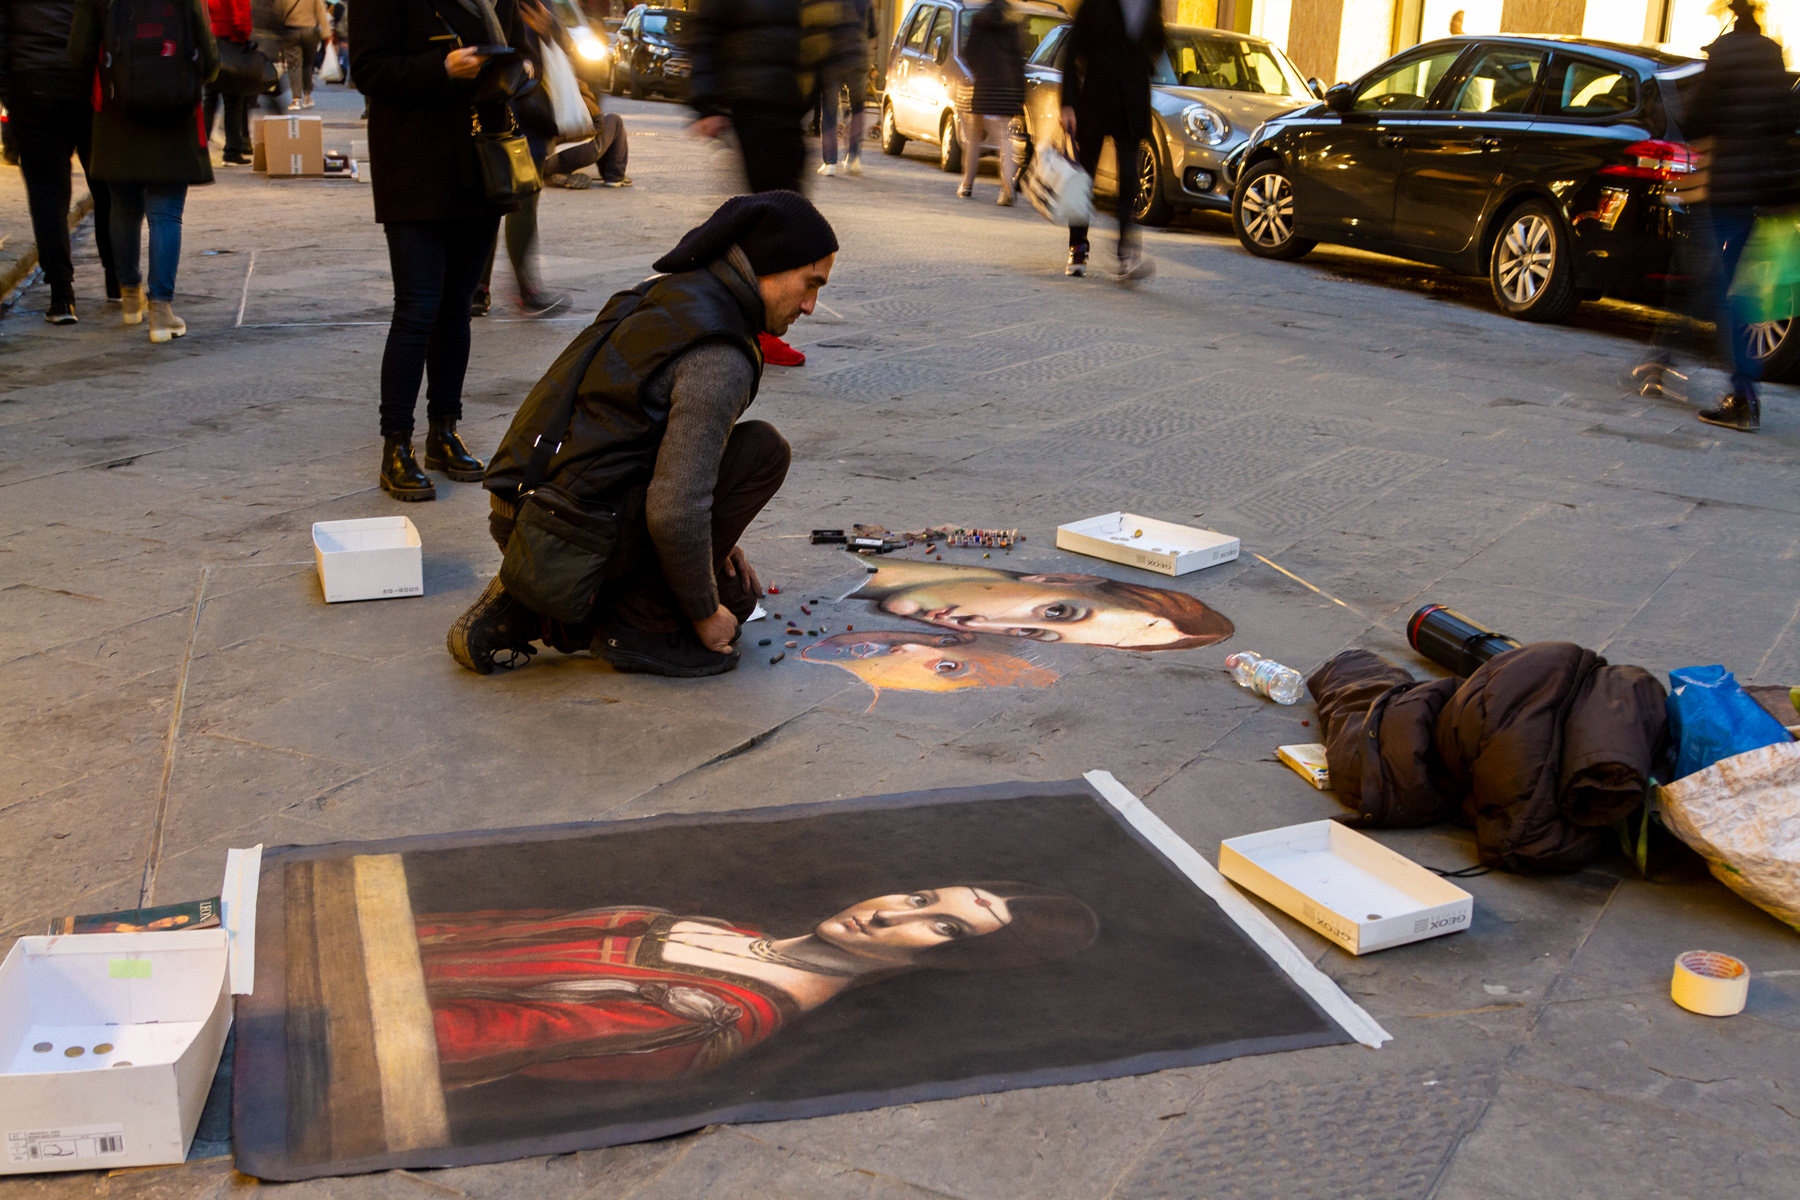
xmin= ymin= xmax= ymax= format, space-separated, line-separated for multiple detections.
xmin=1667 ymin=664 xmax=1794 ymax=780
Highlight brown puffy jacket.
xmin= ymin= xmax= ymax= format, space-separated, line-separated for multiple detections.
xmin=1308 ymin=643 xmax=1667 ymax=874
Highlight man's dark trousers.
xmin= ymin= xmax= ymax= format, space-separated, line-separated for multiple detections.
xmin=10 ymin=95 xmax=117 ymax=293
xmin=731 ymin=104 xmax=807 ymax=193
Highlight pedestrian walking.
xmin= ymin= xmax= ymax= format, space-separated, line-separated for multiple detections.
xmin=68 ymin=0 xmax=218 ymax=341
xmin=251 ymin=0 xmax=292 ymax=112
xmin=0 ymin=0 xmax=120 ymax=322
xmin=448 ymin=191 xmax=837 ymax=679
xmin=273 ymin=0 xmax=327 ymax=108
xmin=686 ymin=0 xmax=814 ymax=364
xmin=203 ymin=0 xmax=255 ymax=164
xmin=1058 ymin=0 xmax=1160 ymax=280
xmin=815 ymin=0 xmax=872 ymax=178
xmin=1680 ymin=0 xmax=1798 ymax=431
xmin=351 ymin=0 xmax=522 ymax=501
xmin=956 ymin=0 xmax=1023 ymax=204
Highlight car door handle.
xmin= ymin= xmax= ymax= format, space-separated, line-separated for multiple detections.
xmin=1475 ymin=136 xmax=1503 ymax=150
xmin=1378 ymin=134 xmax=1406 ymax=148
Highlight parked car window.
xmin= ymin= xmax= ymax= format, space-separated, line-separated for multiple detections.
xmin=1353 ymin=49 xmax=1462 ymax=112
xmin=1154 ymin=33 xmax=1310 ymax=97
xmin=1547 ymin=58 xmax=1639 ymax=117
xmin=1029 ymin=23 xmax=1068 ymax=66
xmin=927 ymin=6 xmax=954 ymax=57
xmin=904 ymin=5 xmax=935 ymax=51
xmin=959 ymin=10 xmax=1066 ymax=58
xmin=1446 ymin=47 xmax=1544 ymax=113
xmin=640 ymin=10 xmax=684 ymax=38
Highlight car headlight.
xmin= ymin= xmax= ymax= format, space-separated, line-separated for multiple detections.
xmin=1182 ymin=103 xmax=1230 ymax=146
xmin=574 ymin=31 xmax=606 ymax=60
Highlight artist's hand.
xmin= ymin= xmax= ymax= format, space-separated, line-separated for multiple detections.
xmin=691 ymin=114 xmax=730 ymax=139
xmin=445 ymin=46 xmax=489 ymax=79
xmin=722 ymin=545 xmax=762 ymax=598
xmin=1060 ymin=106 xmax=1076 ymax=137
xmin=694 ymin=604 xmax=739 ymax=654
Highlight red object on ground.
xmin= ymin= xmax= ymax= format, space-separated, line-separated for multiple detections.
xmin=758 ymin=332 xmax=805 ymax=366
xmin=768 ymin=586 xmax=779 ymax=594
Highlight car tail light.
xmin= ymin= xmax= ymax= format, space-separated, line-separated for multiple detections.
xmin=1600 ymin=140 xmax=1695 ymax=180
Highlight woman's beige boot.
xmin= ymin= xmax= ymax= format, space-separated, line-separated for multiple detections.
xmin=148 ymin=301 xmax=187 ymax=343
xmin=120 ymin=285 xmax=147 ymax=325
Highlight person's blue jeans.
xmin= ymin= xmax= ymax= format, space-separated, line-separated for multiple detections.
xmin=108 ymin=182 xmax=188 ymax=301
xmin=1698 ymin=204 xmax=1762 ymax=398
xmin=379 ymin=217 xmax=500 ymax=438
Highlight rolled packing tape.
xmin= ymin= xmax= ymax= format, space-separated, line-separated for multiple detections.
xmin=1670 ymin=950 xmax=1749 ymax=1017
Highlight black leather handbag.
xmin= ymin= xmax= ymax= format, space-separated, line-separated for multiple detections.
xmin=472 ymin=106 xmax=542 ymax=205
xmin=214 ymin=39 xmax=279 ymax=97
xmin=497 ymin=294 xmax=646 ymax=621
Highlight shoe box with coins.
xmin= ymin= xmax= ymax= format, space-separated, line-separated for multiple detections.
xmin=0 ymin=927 xmax=233 ymax=1172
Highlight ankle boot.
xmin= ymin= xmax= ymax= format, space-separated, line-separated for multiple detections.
xmin=120 ymin=285 xmax=147 ymax=325
xmin=148 ymin=301 xmax=187 ymax=343
xmin=423 ymin=419 xmax=486 ymax=481
xmin=380 ymin=436 xmax=437 ymax=501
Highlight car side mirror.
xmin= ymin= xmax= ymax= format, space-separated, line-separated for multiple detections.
xmin=1308 ymin=76 xmax=1326 ymax=100
xmin=1325 ymin=82 xmax=1355 ymax=113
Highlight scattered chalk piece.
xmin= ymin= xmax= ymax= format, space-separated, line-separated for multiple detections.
xmin=758 ymin=639 xmax=771 ymax=647
xmin=1301 ymin=719 xmax=1310 ymax=727
xmin=770 ymin=652 xmax=785 ymax=664
xmin=768 ymin=586 xmax=780 ymax=594
xmin=786 ymin=641 xmax=797 ymax=648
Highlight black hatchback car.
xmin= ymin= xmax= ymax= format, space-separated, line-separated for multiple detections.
xmin=1228 ymin=36 xmax=1702 ymax=326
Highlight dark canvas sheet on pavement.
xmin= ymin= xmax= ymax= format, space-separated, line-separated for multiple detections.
xmin=233 ymin=777 xmax=1367 ymax=1180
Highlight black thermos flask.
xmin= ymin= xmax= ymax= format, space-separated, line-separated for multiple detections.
xmin=1407 ymin=605 xmax=1522 ymax=677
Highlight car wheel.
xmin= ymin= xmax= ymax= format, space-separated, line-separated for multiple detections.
xmin=628 ymin=64 xmax=644 ymax=101
xmin=939 ymin=113 xmax=962 ymax=174
xmin=881 ymin=101 xmax=906 ymax=156
xmin=1132 ymin=139 xmax=1173 ymax=227
xmin=1744 ymin=317 xmax=1800 ymax=382
xmin=1489 ymin=200 xmax=1578 ymax=322
xmin=1232 ymin=159 xmax=1315 ymax=261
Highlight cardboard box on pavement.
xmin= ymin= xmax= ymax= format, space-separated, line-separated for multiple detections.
xmin=263 ymin=116 xmax=325 ymax=177
xmin=0 ymin=929 xmax=232 ymax=1173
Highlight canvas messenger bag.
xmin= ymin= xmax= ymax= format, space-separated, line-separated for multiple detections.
xmin=498 ymin=293 xmax=646 ymax=622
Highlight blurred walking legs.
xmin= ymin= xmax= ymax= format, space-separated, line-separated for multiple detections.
xmin=958 ymin=112 xmax=1015 ymax=202
xmin=732 ymin=104 xmax=806 ymax=194
xmin=11 ymin=96 xmax=118 ymax=317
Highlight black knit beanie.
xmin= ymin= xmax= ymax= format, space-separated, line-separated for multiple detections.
xmin=653 ymin=191 xmax=839 ymax=277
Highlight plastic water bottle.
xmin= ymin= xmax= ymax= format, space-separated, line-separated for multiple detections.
xmin=1226 ymin=652 xmax=1305 ymax=705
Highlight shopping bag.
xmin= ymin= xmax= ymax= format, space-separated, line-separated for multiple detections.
xmin=1021 ymin=139 xmax=1092 ymax=228
xmin=540 ymin=41 xmax=592 ymax=142
xmin=1726 ymin=205 xmax=1800 ymax=325
xmin=1667 ymin=664 xmax=1794 ymax=781
xmin=319 ymin=40 xmax=343 ymax=83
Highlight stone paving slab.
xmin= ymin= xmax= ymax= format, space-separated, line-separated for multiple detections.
xmin=2 ymin=84 xmax=1799 ymax=1198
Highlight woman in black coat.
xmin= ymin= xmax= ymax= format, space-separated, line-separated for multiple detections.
xmin=957 ymin=0 xmax=1024 ymax=204
xmin=352 ymin=0 xmax=522 ymax=501
xmin=1058 ymin=0 xmax=1161 ymax=280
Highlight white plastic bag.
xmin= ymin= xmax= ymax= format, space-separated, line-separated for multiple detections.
xmin=1021 ymin=139 xmax=1093 ymax=228
xmin=540 ymin=41 xmax=591 ymax=142
xmin=1660 ymin=740 xmax=1800 ymax=931
xmin=319 ymin=41 xmax=343 ymax=83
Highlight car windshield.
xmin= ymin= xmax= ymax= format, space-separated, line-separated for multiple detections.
xmin=957 ymin=9 xmax=1067 ymax=59
xmin=641 ymin=12 xmax=685 ymax=38
xmin=1153 ymin=33 xmax=1310 ymax=97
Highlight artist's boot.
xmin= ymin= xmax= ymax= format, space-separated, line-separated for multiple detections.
xmin=447 ymin=576 xmax=539 ymax=674
xmin=380 ymin=436 xmax=437 ymax=501
xmin=423 ymin=419 xmax=486 ymax=481
xmin=593 ymin=615 xmax=739 ymax=678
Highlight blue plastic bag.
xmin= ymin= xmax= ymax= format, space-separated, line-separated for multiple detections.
xmin=1667 ymin=665 xmax=1793 ymax=780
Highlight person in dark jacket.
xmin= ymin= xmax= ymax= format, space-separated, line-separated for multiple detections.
xmin=815 ymin=0 xmax=871 ymax=177
xmin=0 ymin=0 xmax=119 ymax=321
xmin=69 ymin=0 xmax=218 ymax=342
xmin=1308 ymin=643 xmax=1667 ymax=874
xmin=1058 ymin=0 xmax=1160 ymax=280
xmin=1680 ymin=0 xmax=1798 ymax=432
xmin=448 ymin=191 xmax=837 ymax=679
xmin=351 ymin=0 xmax=522 ymax=501
xmin=203 ymin=0 xmax=254 ymax=164
xmin=684 ymin=0 xmax=812 ymax=365
xmin=957 ymin=0 xmax=1023 ymax=204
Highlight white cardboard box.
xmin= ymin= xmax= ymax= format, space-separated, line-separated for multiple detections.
xmin=1056 ymin=512 xmax=1240 ymax=577
xmin=1219 ymin=820 xmax=1473 ymax=955
xmin=312 ymin=516 xmax=423 ymax=603
xmin=0 ymin=929 xmax=232 ymax=1174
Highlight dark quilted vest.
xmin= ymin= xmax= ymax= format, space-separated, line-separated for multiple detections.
xmin=485 ymin=260 xmax=764 ymax=506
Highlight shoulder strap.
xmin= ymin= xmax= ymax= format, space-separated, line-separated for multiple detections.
xmin=517 ymin=290 xmax=648 ymax=497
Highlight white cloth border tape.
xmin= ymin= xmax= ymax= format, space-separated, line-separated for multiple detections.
xmin=1084 ymin=770 xmax=1392 ymax=1049
xmin=221 ymin=844 xmax=263 ymax=996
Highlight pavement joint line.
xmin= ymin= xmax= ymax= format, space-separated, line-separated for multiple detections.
xmin=137 ymin=565 xmax=208 ymax=908
xmin=0 ymin=443 xmax=183 ymax=490
xmin=1750 ymin=593 xmax=1800 ymax=682
xmin=234 ymin=249 xmax=257 ymax=326
xmin=1591 ymin=544 xmax=1702 ymax=658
